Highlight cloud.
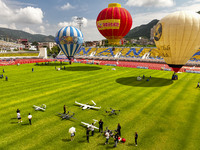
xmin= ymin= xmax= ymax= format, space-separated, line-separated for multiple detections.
xmin=125 ymin=0 xmax=174 ymax=7
xmin=130 ymin=0 xmax=200 ymax=29
xmin=0 ymin=23 xmax=16 ymax=29
xmin=61 ymin=2 xmax=74 ymax=10
xmin=0 ymin=0 xmax=43 ymax=24
xmin=39 ymin=26 xmax=45 ymax=34
xmin=15 ymin=7 xmax=43 ymax=24
xmin=81 ymin=19 xmax=104 ymax=41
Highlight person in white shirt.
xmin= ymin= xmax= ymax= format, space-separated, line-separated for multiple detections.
xmin=91 ymin=123 xmax=94 ymax=136
xmin=105 ymin=130 xmax=110 ymax=144
xmin=28 ymin=113 xmax=32 ymax=125
xmin=17 ymin=112 xmax=22 ymax=123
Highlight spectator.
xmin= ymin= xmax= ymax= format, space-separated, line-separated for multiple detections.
xmin=196 ymin=82 xmax=200 ymax=88
xmin=17 ymin=111 xmax=22 ymax=123
xmin=117 ymin=123 xmax=121 ymax=136
xmin=91 ymin=123 xmax=94 ymax=136
xmin=71 ymin=131 xmax=75 ymax=141
xmin=113 ymin=133 xmax=119 ymax=147
xmin=63 ymin=105 xmax=66 ymax=114
xmin=105 ymin=130 xmax=110 ymax=145
xmin=99 ymin=119 xmax=103 ymax=133
xmin=28 ymin=113 xmax=32 ymax=125
xmin=86 ymin=127 xmax=90 ymax=143
xmin=135 ymin=132 xmax=138 ymax=146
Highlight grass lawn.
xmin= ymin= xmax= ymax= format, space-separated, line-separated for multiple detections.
xmin=0 ymin=62 xmax=200 ymax=150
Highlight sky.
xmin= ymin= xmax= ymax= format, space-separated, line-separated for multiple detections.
xmin=0 ymin=0 xmax=200 ymax=41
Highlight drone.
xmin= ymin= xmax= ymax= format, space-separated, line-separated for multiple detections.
xmin=33 ymin=104 xmax=46 ymax=111
xmin=57 ymin=111 xmax=76 ymax=120
xmin=75 ymin=100 xmax=101 ymax=110
xmin=105 ymin=108 xmax=120 ymax=115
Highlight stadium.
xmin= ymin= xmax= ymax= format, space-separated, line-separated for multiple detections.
xmin=1 ymin=44 xmax=200 ymax=150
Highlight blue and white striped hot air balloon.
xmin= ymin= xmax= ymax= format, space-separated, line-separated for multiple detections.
xmin=55 ymin=26 xmax=84 ymax=64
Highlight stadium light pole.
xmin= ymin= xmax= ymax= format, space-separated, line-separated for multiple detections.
xmin=75 ymin=17 xmax=83 ymax=31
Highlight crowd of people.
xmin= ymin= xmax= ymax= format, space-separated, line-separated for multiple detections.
xmin=1 ymin=69 xmax=8 ymax=81
xmin=84 ymin=119 xmax=138 ymax=147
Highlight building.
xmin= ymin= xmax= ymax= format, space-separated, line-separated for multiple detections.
xmin=17 ymin=39 xmax=29 ymax=49
xmin=39 ymin=42 xmax=57 ymax=50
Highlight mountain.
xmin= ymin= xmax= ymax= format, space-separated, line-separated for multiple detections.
xmin=0 ymin=27 xmax=55 ymax=42
xmin=125 ymin=19 xmax=159 ymax=39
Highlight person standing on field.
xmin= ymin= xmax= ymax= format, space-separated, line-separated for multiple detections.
xmin=17 ymin=111 xmax=22 ymax=123
xmin=135 ymin=132 xmax=138 ymax=146
xmin=99 ymin=119 xmax=103 ymax=133
xmin=28 ymin=113 xmax=32 ymax=125
xmin=86 ymin=127 xmax=90 ymax=143
xmin=63 ymin=105 xmax=66 ymax=114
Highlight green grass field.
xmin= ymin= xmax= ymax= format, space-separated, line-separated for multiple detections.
xmin=1 ymin=62 xmax=200 ymax=150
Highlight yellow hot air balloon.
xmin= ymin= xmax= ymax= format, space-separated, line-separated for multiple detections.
xmin=154 ymin=11 xmax=200 ymax=72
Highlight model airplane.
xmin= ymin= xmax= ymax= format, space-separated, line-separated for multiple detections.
xmin=81 ymin=119 xmax=99 ymax=130
xmin=75 ymin=100 xmax=101 ymax=110
xmin=33 ymin=104 xmax=46 ymax=111
xmin=57 ymin=111 xmax=76 ymax=120
xmin=105 ymin=108 xmax=120 ymax=115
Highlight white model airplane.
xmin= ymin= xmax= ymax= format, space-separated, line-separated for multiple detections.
xmin=33 ymin=104 xmax=46 ymax=111
xmin=75 ymin=100 xmax=101 ymax=110
xmin=81 ymin=119 xmax=99 ymax=130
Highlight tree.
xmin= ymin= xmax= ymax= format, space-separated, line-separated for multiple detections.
xmin=48 ymin=45 xmax=60 ymax=58
xmin=31 ymin=41 xmax=38 ymax=46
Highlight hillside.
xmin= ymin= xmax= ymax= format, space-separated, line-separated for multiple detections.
xmin=125 ymin=19 xmax=159 ymax=39
xmin=0 ymin=27 xmax=55 ymax=42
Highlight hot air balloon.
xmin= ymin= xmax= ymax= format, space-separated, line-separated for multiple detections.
xmin=154 ymin=11 xmax=200 ymax=72
xmin=55 ymin=26 xmax=84 ymax=64
xmin=96 ymin=3 xmax=132 ymax=45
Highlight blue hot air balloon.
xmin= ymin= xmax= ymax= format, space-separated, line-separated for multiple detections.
xmin=55 ymin=26 xmax=84 ymax=64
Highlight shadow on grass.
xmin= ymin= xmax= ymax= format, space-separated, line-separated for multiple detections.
xmin=62 ymin=139 xmax=71 ymax=142
xmin=21 ymin=123 xmax=29 ymax=125
xmin=11 ymin=117 xmax=17 ymax=119
xmin=78 ymin=140 xmax=86 ymax=143
xmin=127 ymin=143 xmax=135 ymax=146
xmin=105 ymin=145 xmax=116 ymax=149
xmin=62 ymin=66 xmax=102 ymax=71
xmin=10 ymin=122 xmax=18 ymax=124
xmin=35 ymin=62 xmax=69 ymax=66
xmin=116 ymin=76 xmax=173 ymax=87
xmin=97 ymin=143 xmax=105 ymax=146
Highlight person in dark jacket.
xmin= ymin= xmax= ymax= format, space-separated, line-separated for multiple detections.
xmin=135 ymin=132 xmax=138 ymax=146
xmin=117 ymin=123 xmax=121 ymax=136
xmin=86 ymin=127 xmax=90 ymax=143
xmin=99 ymin=119 xmax=103 ymax=133
xmin=63 ymin=105 xmax=66 ymax=114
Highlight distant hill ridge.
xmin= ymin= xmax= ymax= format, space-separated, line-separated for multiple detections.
xmin=125 ymin=19 xmax=159 ymax=39
xmin=0 ymin=20 xmax=159 ymax=42
xmin=0 ymin=27 xmax=55 ymax=42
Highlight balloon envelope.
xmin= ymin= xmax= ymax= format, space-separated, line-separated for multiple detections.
xmin=154 ymin=11 xmax=200 ymax=72
xmin=55 ymin=26 xmax=84 ymax=60
xmin=96 ymin=3 xmax=132 ymax=45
